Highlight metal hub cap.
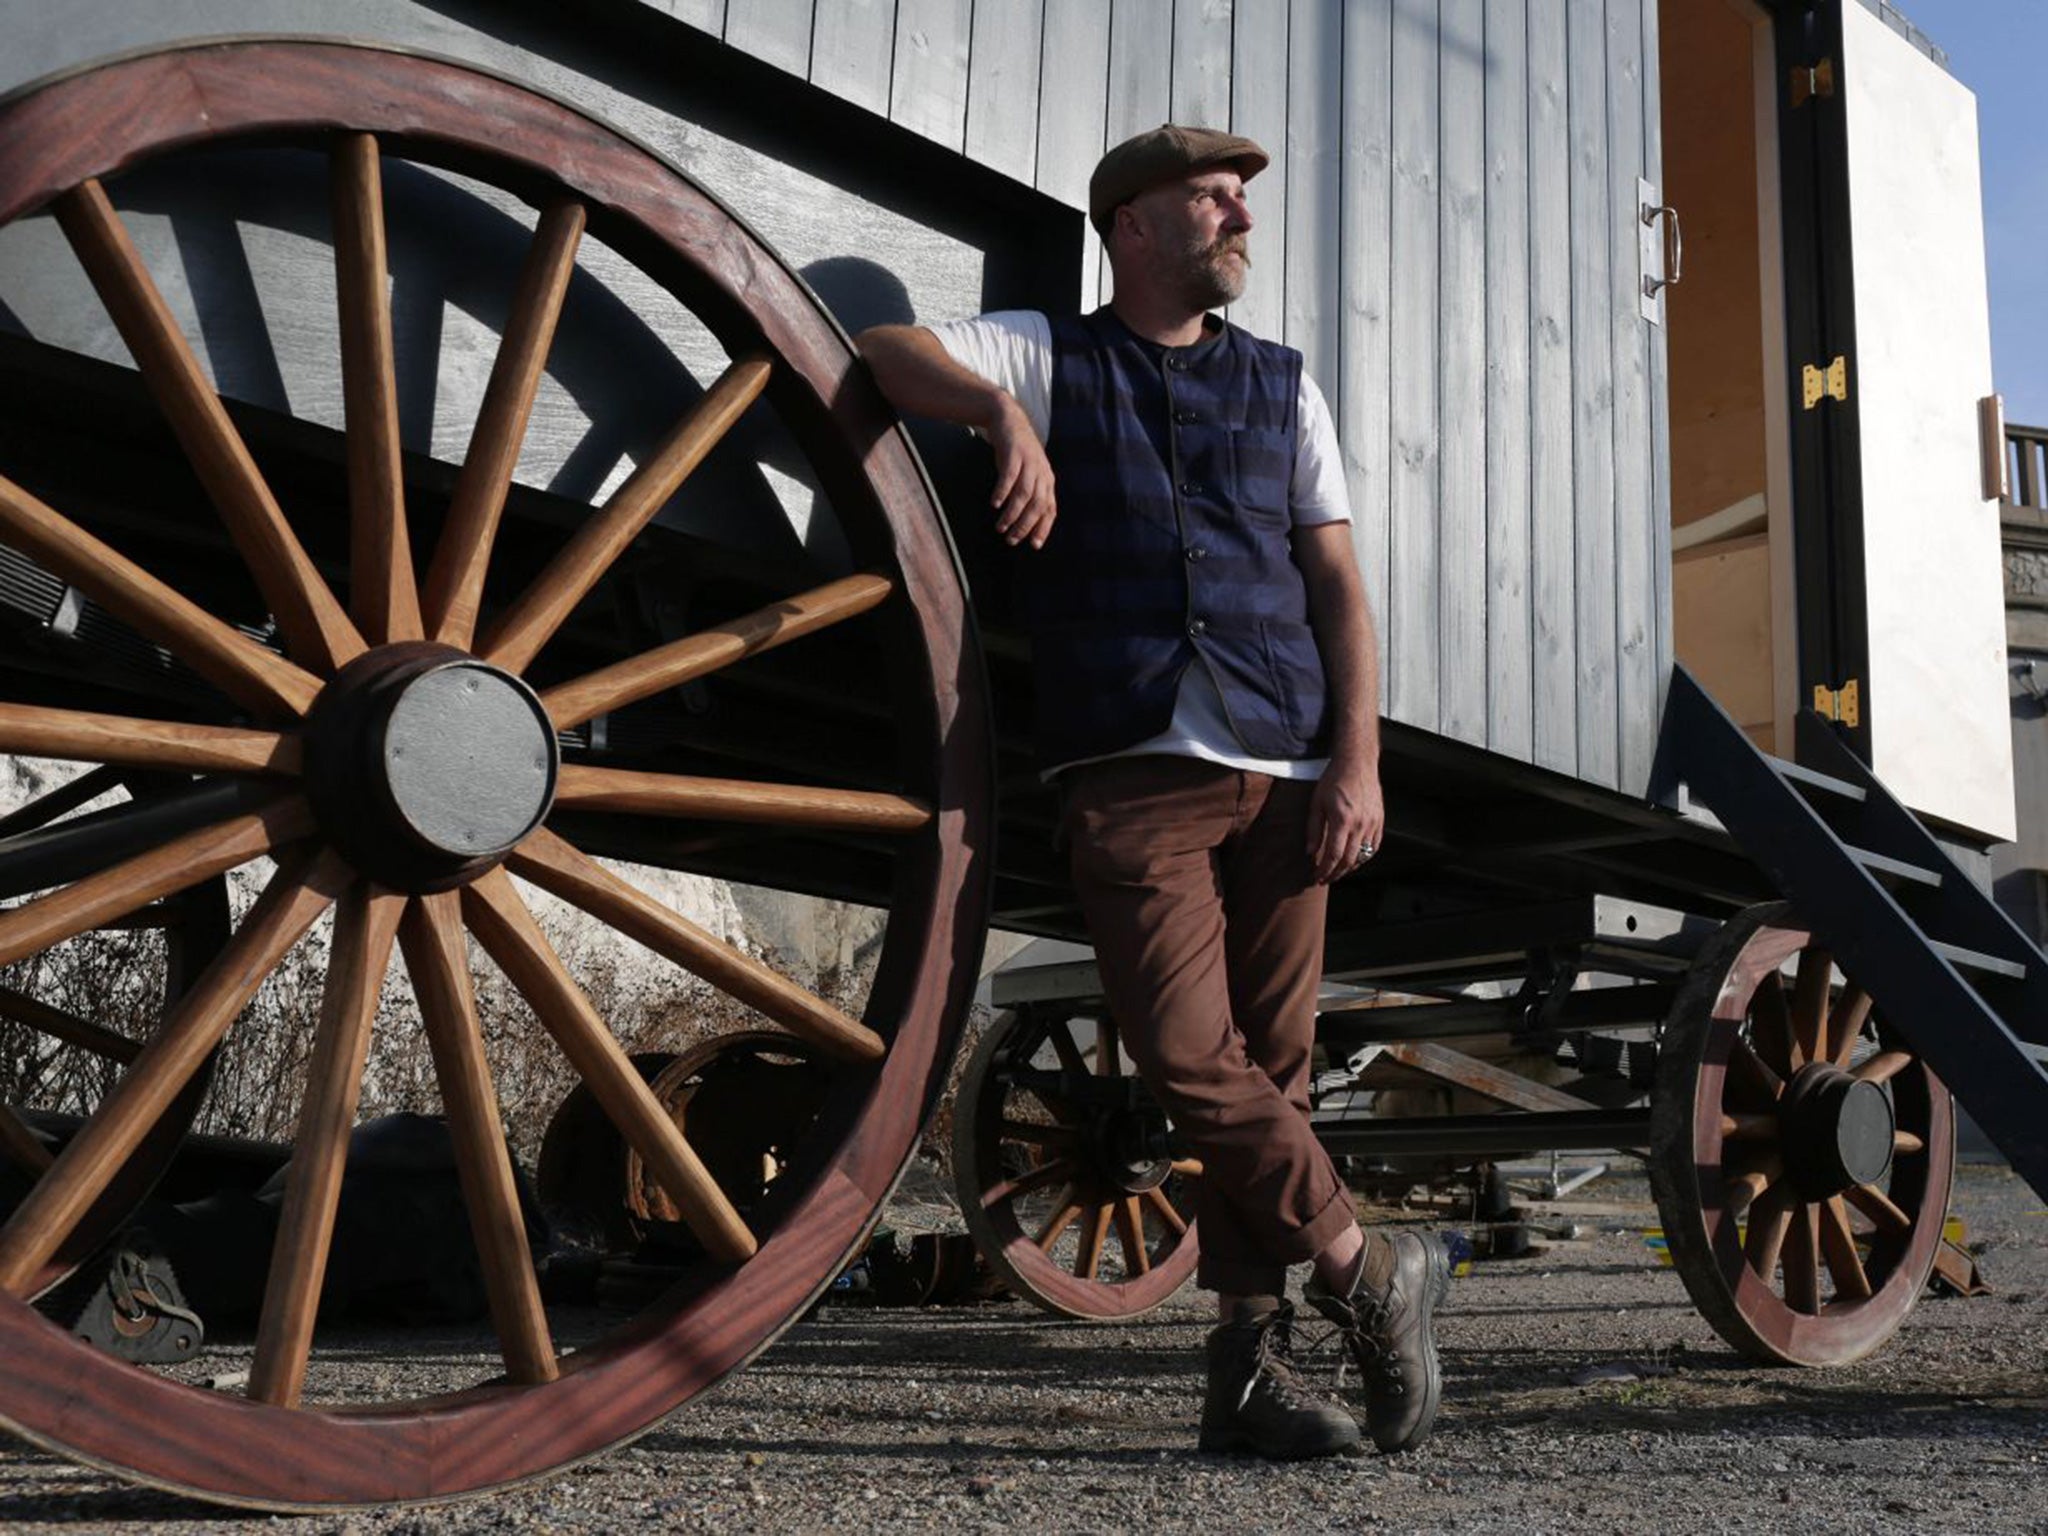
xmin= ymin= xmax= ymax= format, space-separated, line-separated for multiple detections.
xmin=305 ymin=643 xmax=559 ymax=891
xmin=1780 ymin=1061 xmax=1897 ymax=1198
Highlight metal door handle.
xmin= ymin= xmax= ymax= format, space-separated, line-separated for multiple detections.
xmin=1640 ymin=202 xmax=1683 ymax=297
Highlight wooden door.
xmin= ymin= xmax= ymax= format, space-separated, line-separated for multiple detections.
xmin=1790 ymin=0 xmax=2013 ymax=839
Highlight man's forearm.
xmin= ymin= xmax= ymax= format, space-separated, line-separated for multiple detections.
xmin=1303 ymin=551 xmax=1381 ymax=769
xmin=857 ymin=323 xmax=1017 ymax=432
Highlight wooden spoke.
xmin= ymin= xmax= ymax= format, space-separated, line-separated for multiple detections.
xmin=421 ymin=201 xmax=586 ymax=648
xmin=1723 ymin=1151 xmax=1782 ymax=1217
xmin=0 ymin=792 xmax=313 ymax=968
xmin=0 ymin=985 xmax=141 ymax=1065
xmin=0 ymin=703 xmax=300 ymax=777
xmin=505 ymin=828 xmax=883 ymax=1063
xmin=1845 ymin=1181 xmax=1912 ymax=1235
xmin=1074 ymin=1202 xmax=1113 ymax=1282
xmin=1170 ymin=1158 xmax=1205 ymax=1179
xmin=247 ymin=888 xmax=403 ymax=1409
xmin=332 ymin=134 xmax=422 ymax=645
xmin=1729 ymin=1039 xmax=1784 ymax=1105
xmin=1034 ymin=1196 xmax=1083 ymax=1252
xmin=1782 ymin=1201 xmax=1822 ymax=1313
xmin=397 ymin=891 xmax=557 ymax=1383
xmin=1826 ymin=985 xmax=1874 ymax=1068
xmin=1046 ymin=1019 xmax=1089 ymax=1080
xmin=0 ymin=1105 xmax=53 ymax=1175
xmin=459 ymin=868 xmax=756 ymax=1263
xmin=0 ymin=848 xmax=344 ymax=1296
xmin=1718 ymin=1112 xmax=1777 ymax=1142
xmin=1893 ymin=1130 xmax=1926 ymax=1156
xmin=1142 ymin=1183 xmax=1188 ymax=1236
xmin=56 ymin=180 xmax=365 ymax=672
xmin=1744 ymin=1187 xmax=1796 ymax=1280
xmin=1751 ymin=972 xmax=1797 ymax=1075
xmin=552 ymin=764 xmax=931 ymax=833
xmin=1854 ymin=1050 xmax=1913 ymax=1086
xmin=982 ymin=1157 xmax=1077 ymax=1209
xmin=998 ymin=1119 xmax=1076 ymax=1149
xmin=538 ymin=572 xmax=894 ymax=731
xmin=1818 ymin=1195 xmax=1874 ymax=1301
xmin=1095 ymin=1016 xmax=1120 ymax=1076
xmin=1790 ymin=947 xmax=1833 ymax=1068
xmin=249 ymin=885 xmax=404 ymax=1407
xmin=0 ymin=472 xmax=321 ymax=718
xmin=1114 ymin=1196 xmax=1151 ymax=1276
xmin=480 ymin=355 xmax=773 ymax=672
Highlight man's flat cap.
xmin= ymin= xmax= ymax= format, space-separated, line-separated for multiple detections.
xmin=1089 ymin=124 xmax=1270 ymax=238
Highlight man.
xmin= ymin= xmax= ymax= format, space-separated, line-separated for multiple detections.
xmin=859 ymin=125 xmax=1444 ymax=1461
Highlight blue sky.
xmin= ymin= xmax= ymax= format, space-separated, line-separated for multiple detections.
xmin=1902 ymin=1 xmax=2048 ymax=426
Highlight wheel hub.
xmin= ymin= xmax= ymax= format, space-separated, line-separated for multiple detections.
xmin=304 ymin=643 xmax=558 ymax=891
xmin=1086 ymin=1108 xmax=1173 ymax=1195
xmin=1779 ymin=1060 xmax=1896 ymax=1198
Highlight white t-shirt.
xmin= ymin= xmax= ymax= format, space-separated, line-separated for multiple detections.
xmin=925 ymin=309 xmax=1351 ymax=779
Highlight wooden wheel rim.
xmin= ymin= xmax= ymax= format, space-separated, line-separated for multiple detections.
xmin=0 ymin=40 xmax=992 ymax=1508
xmin=952 ymin=1011 xmax=1199 ymax=1320
xmin=1650 ymin=903 xmax=1953 ymax=1367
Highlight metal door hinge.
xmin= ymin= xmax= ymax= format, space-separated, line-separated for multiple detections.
xmin=1813 ymin=679 xmax=1860 ymax=727
xmin=1790 ymin=58 xmax=1835 ymax=107
xmin=1802 ymin=356 xmax=1848 ymax=409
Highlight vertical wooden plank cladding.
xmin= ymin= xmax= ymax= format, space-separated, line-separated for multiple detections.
xmin=1036 ymin=0 xmax=1112 ymax=308
xmin=1607 ymin=0 xmax=1657 ymax=792
xmin=660 ymin=0 xmax=728 ymax=36
xmin=1105 ymin=0 xmax=1174 ymax=300
xmin=725 ymin=0 xmax=815 ymax=78
xmin=891 ymin=0 xmax=972 ymax=151
xmin=811 ymin=0 xmax=898 ymax=116
xmin=1230 ymin=0 xmax=1290 ymax=342
xmin=1484 ymin=0 xmax=1534 ymax=759
xmin=1437 ymin=0 xmax=1487 ymax=746
xmin=965 ymin=0 xmax=1044 ymax=184
xmin=1567 ymin=0 xmax=1617 ymax=787
xmin=1639 ymin=0 xmax=1673 ymax=788
xmin=1340 ymin=0 xmax=1394 ymax=696
xmin=1528 ymin=0 xmax=1576 ymax=774
xmin=1172 ymin=0 xmax=1234 ymax=126
xmin=1285 ymin=0 xmax=1342 ymax=399
xmin=1388 ymin=0 xmax=1440 ymax=733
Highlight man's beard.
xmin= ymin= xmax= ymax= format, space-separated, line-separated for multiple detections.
xmin=1179 ymin=235 xmax=1250 ymax=309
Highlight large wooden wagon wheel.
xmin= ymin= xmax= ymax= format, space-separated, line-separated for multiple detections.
xmin=1650 ymin=903 xmax=1953 ymax=1366
xmin=953 ymin=1008 xmax=1200 ymax=1318
xmin=0 ymin=40 xmax=990 ymax=1509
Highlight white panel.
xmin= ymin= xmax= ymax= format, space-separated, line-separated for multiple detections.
xmin=1841 ymin=2 xmax=2014 ymax=839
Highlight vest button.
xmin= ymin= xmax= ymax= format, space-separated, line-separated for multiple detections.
xmin=1188 ymin=618 xmax=1207 ymax=637
xmin=1186 ymin=546 xmax=1208 ymax=562
xmin=1180 ymin=482 xmax=1202 ymax=497
xmin=1175 ymin=410 xmax=1199 ymax=424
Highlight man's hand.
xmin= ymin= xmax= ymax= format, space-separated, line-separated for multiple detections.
xmin=858 ymin=323 xmax=1056 ymax=550
xmin=988 ymin=396 xmax=1057 ymax=549
xmin=1306 ymin=751 xmax=1385 ymax=885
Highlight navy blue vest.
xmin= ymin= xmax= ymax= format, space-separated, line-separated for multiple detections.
xmin=1022 ymin=308 xmax=1329 ymax=767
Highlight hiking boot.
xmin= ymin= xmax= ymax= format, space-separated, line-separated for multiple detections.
xmin=1306 ymin=1231 xmax=1449 ymax=1453
xmin=1198 ymin=1300 xmax=1362 ymax=1460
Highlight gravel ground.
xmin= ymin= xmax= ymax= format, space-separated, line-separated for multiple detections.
xmin=2 ymin=1163 xmax=2042 ymax=1534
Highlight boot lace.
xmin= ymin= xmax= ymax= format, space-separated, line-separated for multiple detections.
xmin=1235 ymin=1305 xmax=1325 ymax=1414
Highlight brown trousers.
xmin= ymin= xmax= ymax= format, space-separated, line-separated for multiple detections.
xmin=1062 ymin=754 xmax=1353 ymax=1296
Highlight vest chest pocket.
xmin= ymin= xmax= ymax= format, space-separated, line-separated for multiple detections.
xmin=1228 ymin=427 xmax=1294 ymax=524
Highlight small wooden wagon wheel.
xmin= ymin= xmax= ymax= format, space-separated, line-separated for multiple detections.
xmin=0 ymin=40 xmax=990 ymax=1509
xmin=953 ymin=1007 xmax=1200 ymax=1319
xmin=1650 ymin=902 xmax=1953 ymax=1366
